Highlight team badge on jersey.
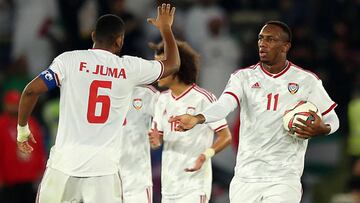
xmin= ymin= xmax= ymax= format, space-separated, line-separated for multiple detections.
xmin=288 ymin=83 xmax=299 ymax=94
xmin=186 ymin=107 xmax=196 ymax=115
xmin=133 ymin=98 xmax=143 ymax=110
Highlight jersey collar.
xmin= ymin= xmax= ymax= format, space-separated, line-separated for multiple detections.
xmin=171 ymin=83 xmax=196 ymax=101
xmin=259 ymin=60 xmax=291 ymax=78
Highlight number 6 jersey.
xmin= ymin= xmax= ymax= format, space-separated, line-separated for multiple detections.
xmin=40 ymin=49 xmax=164 ymax=177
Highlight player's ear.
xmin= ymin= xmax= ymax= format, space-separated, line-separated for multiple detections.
xmin=115 ymin=34 xmax=124 ymax=50
xmin=91 ymin=31 xmax=96 ymax=43
xmin=283 ymin=42 xmax=291 ymax=53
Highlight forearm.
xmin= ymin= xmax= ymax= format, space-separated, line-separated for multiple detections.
xmin=201 ymin=93 xmax=237 ymax=123
xmin=160 ymin=26 xmax=180 ymax=76
xmin=18 ymin=77 xmax=48 ymax=126
xmin=211 ymin=127 xmax=232 ymax=153
xmin=323 ymin=110 xmax=339 ymax=135
xmin=18 ymin=86 xmax=41 ymax=126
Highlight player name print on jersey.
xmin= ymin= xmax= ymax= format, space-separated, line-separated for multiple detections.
xmin=79 ymin=62 xmax=127 ymax=79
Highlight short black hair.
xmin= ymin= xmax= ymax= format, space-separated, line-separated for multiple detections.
xmin=94 ymin=14 xmax=125 ymax=46
xmin=265 ymin=20 xmax=292 ymax=43
xmin=151 ymin=41 xmax=200 ymax=85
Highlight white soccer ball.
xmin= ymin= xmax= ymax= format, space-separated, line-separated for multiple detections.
xmin=283 ymin=101 xmax=322 ymax=140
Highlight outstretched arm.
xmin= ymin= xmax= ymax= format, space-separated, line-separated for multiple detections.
xmin=169 ymin=93 xmax=238 ymax=131
xmin=147 ymin=3 xmax=180 ymax=78
xmin=185 ymin=127 xmax=232 ymax=172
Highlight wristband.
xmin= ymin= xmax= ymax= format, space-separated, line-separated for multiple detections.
xmin=17 ymin=124 xmax=30 ymax=142
xmin=202 ymin=148 xmax=215 ymax=160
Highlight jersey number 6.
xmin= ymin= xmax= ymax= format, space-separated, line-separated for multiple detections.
xmin=87 ymin=80 xmax=112 ymax=123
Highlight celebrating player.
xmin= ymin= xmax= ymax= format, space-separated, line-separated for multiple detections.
xmin=148 ymin=40 xmax=232 ymax=203
xmin=16 ymin=4 xmax=179 ymax=203
xmin=169 ymin=21 xmax=340 ymax=202
xmin=119 ymin=85 xmax=159 ymax=203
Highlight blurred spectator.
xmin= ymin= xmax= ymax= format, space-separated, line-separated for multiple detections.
xmin=198 ymin=15 xmax=241 ymax=98
xmin=109 ymin=0 xmax=146 ymax=56
xmin=0 ymin=90 xmax=46 ymax=203
xmin=348 ymin=72 xmax=360 ymax=157
xmin=11 ymin=0 xmax=57 ymax=77
xmin=184 ymin=0 xmax=224 ymax=51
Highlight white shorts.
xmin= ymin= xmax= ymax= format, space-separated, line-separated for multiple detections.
xmin=36 ymin=167 xmax=122 ymax=203
xmin=162 ymin=191 xmax=208 ymax=203
xmin=229 ymin=178 xmax=302 ymax=203
xmin=123 ymin=186 xmax=152 ymax=203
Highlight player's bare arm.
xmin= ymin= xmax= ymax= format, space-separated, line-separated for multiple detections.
xmin=293 ymin=110 xmax=331 ymax=139
xmin=168 ymin=114 xmax=205 ymax=132
xmin=147 ymin=3 xmax=180 ymax=78
xmin=185 ymin=127 xmax=232 ymax=172
xmin=148 ymin=122 xmax=163 ymax=149
xmin=17 ymin=77 xmax=48 ymax=153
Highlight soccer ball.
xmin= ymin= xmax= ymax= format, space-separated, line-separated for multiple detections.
xmin=283 ymin=101 xmax=322 ymax=140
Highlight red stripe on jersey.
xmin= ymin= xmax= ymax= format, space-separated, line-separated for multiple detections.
xmin=224 ymin=91 xmax=240 ymax=107
xmin=153 ymin=60 xmax=164 ymax=83
xmin=195 ymin=85 xmax=217 ymax=101
xmin=260 ymin=61 xmax=291 ymax=78
xmin=214 ymin=124 xmax=228 ymax=132
xmin=292 ymin=63 xmax=320 ymax=80
xmin=146 ymin=85 xmax=158 ymax=93
xmin=273 ymin=62 xmax=291 ymax=78
xmin=322 ymin=103 xmax=337 ymax=116
xmin=172 ymin=84 xmax=195 ymax=100
xmin=54 ymin=72 xmax=60 ymax=86
xmin=193 ymin=86 xmax=216 ymax=102
xmin=233 ymin=63 xmax=258 ymax=75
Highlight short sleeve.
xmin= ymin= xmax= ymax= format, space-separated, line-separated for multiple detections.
xmin=130 ymin=56 xmax=164 ymax=85
xmin=48 ymin=56 xmax=65 ymax=85
xmin=308 ymin=80 xmax=337 ymax=116
xmin=221 ymin=73 xmax=244 ymax=108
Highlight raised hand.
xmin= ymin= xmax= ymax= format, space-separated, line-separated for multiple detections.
xmin=185 ymin=154 xmax=206 ymax=172
xmin=294 ymin=110 xmax=331 ymax=139
xmin=148 ymin=122 xmax=163 ymax=149
xmin=147 ymin=3 xmax=176 ymax=30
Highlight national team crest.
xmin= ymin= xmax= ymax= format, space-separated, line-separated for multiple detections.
xmin=186 ymin=107 xmax=196 ymax=115
xmin=288 ymin=83 xmax=299 ymax=94
xmin=133 ymin=98 xmax=143 ymax=110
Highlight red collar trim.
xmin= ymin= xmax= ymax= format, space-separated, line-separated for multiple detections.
xmin=171 ymin=84 xmax=195 ymax=100
xmin=260 ymin=61 xmax=291 ymax=78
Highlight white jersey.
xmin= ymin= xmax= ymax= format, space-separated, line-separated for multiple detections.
xmin=223 ymin=61 xmax=337 ymax=182
xmin=44 ymin=49 xmax=164 ymax=177
xmin=119 ymin=86 xmax=159 ymax=195
xmin=153 ymin=84 xmax=228 ymax=198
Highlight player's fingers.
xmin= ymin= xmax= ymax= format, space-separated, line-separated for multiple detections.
xmin=296 ymin=118 xmax=308 ymax=126
xmin=294 ymin=128 xmax=311 ymax=136
xmin=165 ymin=4 xmax=171 ymax=14
xmin=30 ymin=134 xmax=37 ymax=143
xmin=170 ymin=7 xmax=176 ymax=16
xmin=157 ymin=5 xmax=161 ymax=15
xmin=185 ymin=168 xmax=195 ymax=172
xmin=147 ymin=18 xmax=156 ymax=25
xmin=161 ymin=3 xmax=166 ymax=15
xmin=168 ymin=116 xmax=178 ymax=123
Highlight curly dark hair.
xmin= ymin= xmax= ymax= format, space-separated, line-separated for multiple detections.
xmin=149 ymin=40 xmax=200 ymax=85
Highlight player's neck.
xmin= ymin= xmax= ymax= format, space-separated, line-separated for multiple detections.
xmin=262 ymin=60 xmax=288 ymax=74
xmin=92 ymin=43 xmax=114 ymax=53
xmin=170 ymin=83 xmax=192 ymax=97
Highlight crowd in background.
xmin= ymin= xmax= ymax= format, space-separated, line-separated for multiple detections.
xmin=0 ymin=0 xmax=359 ymax=203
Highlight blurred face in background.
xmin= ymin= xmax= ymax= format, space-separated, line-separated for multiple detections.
xmin=258 ymin=24 xmax=290 ymax=65
xmin=3 ymin=90 xmax=21 ymax=117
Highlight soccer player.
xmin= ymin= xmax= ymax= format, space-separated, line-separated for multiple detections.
xmin=170 ymin=21 xmax=340 ymax=202
xmin=148 ymin=41 xmax=232 ymax=203
xmin=16 ymin=4 xmax=180 ymax=203
xmin=119 ymin=85 xmax=159 ymax=203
